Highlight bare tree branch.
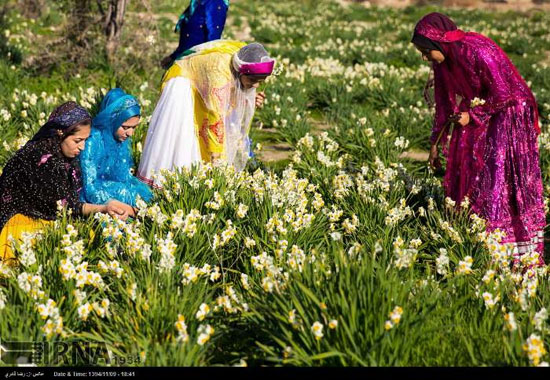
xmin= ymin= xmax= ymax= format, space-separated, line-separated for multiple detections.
xmin=96 ymin=0 xmax=105 ymax=17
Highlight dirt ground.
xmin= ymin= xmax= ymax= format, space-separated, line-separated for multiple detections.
xmin=337 ymin=0 xmax=550 ymax=11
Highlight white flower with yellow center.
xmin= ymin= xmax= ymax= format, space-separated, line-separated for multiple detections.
xmin=236 ymin=203 xmax=249 ymax=219
xmin=77 ymin=303 xmax=93 ymax=321
xmin=262 ymin=276 xmax=275 ymax=293
xmin=244 ymin=237 xmax=256 ymax=248
xmin=504 ymin=312 xmax=518 ymax=332
xmin=240 ymin=273 xmax=250 ymax=290
xmin=456 ymin=256 xmax=474 ymax=275
xmin=195 ymin=303 xmax=211 ymax=321
xmin=523 ymin=334 xmax=547 ymax=366
xmin=389 ymin=306 xmax=403 ymax=325
xmin=311 ymin=322 xmax=324 ymax=340
xmin=481 ymin=292 xmax=499 ymax=309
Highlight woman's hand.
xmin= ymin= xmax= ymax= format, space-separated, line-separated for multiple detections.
xmin=124 ymin=204 xmax=136 ymax=218
xmin=255 ymin=92 xmax=266 ymax=108
xmin=429 ymin=143 xmax=442 ymax=170
xmin=117 ymin=202 xmax=136 ymax=218
xmin=105 ymin=200 xmax=134 ymax=221
xmin=105 ymin=201 xmax=126 ymax=220
xmin=448 ymin=112 xmax=470 ymax=127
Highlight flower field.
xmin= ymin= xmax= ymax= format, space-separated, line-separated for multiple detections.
xmin=1 ymin=0 xmax=550 ymax=366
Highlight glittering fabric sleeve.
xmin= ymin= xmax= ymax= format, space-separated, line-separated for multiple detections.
xmin=431 ymin=65 xmax=458 ymax=146
xmin=36 ymin=150 xmax=84 ymax=218
xmin=458 ymin=36 xmax=538 ymax=129
xmin=80 ymin=129 xmax=152 ymax=207
xmin=79 ymin=130 xmax=116 ymax=205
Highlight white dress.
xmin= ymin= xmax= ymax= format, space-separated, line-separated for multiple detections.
xmin=137 ymin=77 xmax=201 ymax=187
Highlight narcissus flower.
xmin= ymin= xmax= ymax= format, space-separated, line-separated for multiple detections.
xmin=311 ymin=321 xmax=324 ymax=340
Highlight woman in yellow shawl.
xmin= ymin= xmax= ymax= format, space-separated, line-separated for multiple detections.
xmin=137 ymin=40 xmax=274 ymax=187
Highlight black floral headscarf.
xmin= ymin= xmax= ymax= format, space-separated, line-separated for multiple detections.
xmin=30 ymin=101 xmax=91 ymax=142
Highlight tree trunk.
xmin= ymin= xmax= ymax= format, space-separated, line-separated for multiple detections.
xmin=101 ymin=0 xmax=128 ymax=59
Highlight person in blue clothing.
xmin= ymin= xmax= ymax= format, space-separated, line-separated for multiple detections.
xmin=161 ymin=0 xmax=230 ymax=69
xmin=79 ymin=89 xmax=153 ymax=214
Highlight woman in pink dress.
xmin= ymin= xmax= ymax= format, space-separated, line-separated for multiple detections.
xmin=412 ymin=13 xmax=545 ymax=265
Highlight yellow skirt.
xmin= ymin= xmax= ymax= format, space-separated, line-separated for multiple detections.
xmin=0 ymin=214 xmax=52 ymax=266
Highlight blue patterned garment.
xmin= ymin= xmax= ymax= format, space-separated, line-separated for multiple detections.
xmin=170 ymin=0 xmax=230 ymax=60
xmin=79 ymin=89 xmax=152 ymax=207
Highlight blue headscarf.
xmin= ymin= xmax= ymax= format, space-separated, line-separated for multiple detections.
xmin=94 ymin=88 xmax=141 ymax=138
xmin=79 ymin=89 xmax=152 ymax=207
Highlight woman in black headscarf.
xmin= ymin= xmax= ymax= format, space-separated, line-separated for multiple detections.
xmin=0 ymin=102 xmax=133 ymax=265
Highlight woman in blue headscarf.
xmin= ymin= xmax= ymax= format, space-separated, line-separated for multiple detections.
xmin=80 ymin=89 xmax=153 ymax=211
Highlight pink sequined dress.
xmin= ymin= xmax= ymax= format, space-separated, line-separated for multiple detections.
xmin=414 ymin=13 xmax=546 ymax=263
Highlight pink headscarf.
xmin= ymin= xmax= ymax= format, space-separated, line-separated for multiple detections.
xmin=232 ymin=42 xmax=276 ymax=76
xmin=413 ymin=12 xmax=465 ymax=43
xmin=412 ymin=13 xmax=474 ymax=108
